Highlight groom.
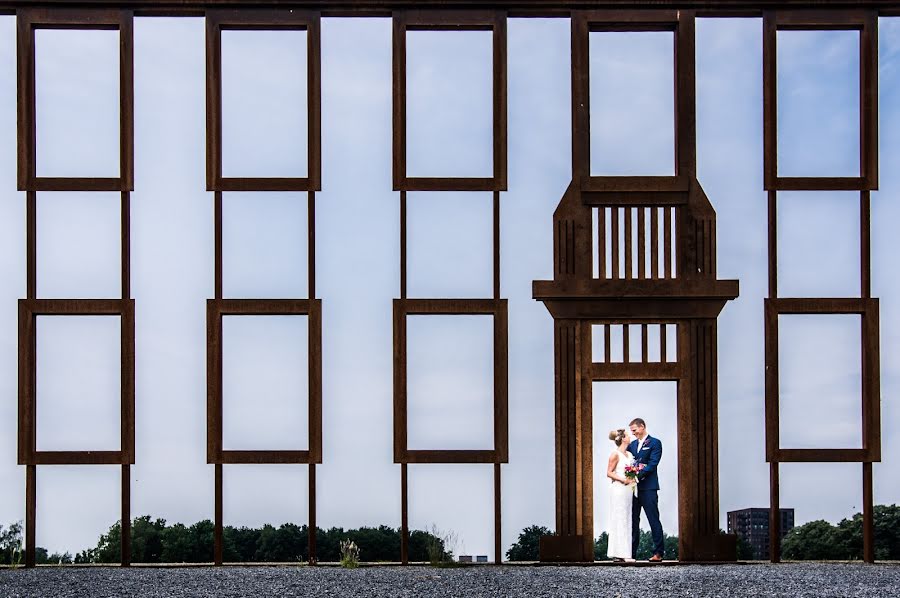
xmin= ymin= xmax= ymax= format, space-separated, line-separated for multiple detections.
xmin=628 ymin=417 xmax=665 ymax=562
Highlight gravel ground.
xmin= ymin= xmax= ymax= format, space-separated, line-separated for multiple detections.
xmin=1 ymin=563 xmax=899 ymax=598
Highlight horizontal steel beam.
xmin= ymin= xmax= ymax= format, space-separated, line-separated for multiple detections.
xmin=4 ymin=1 xmax=900 ymax=18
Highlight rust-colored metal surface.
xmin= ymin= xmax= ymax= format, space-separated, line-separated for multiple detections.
xmin=391 ymin=10 xmax=508 ymax=564
xmin=763 ymin=8 xmax=881 ymax=563
xmin=16 ymin=8 xmax=134 ymax=193
xmin=206 ymin=8 xmax=321 ymax=192
xmin=207 ymin=298 xmax=323 ymax=467
xmin=205 ymin=10 xmax=323 ymax=565
xmin=392 ymin=10 xmax=507 ymax=192
xmin=16 ymin=7 xmax=136 ymax=567
xmin=533 ymin=8 xmax=741 ymax=562
xmin=4 ymin=1 xmax=900 ymax=16
xmin=13 ymin=0 xmax=886 ymax=568
xmin=393 ymin=299 xmax=509 ymax=466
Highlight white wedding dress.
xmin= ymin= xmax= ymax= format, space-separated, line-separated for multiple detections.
xmin=606 ymin=449 xmax=634 ymax=560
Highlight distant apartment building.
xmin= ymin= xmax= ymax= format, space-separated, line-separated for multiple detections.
xmin=727 ymin=508 xmax=795 ymax=560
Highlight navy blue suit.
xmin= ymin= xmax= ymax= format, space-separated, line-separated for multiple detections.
xmin=628 ymin=435 xmax=664 ymax=558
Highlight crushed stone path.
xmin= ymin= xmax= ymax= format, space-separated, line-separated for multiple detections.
xmin=1 ymin=562 xmax=900 ymax=597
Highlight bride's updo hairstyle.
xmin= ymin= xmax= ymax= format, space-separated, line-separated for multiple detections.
xmin=608 ymin=429 xmax=627 ymax=445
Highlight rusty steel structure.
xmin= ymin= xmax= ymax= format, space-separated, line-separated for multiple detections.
xmin=205 ymin=8 xmax=323 ymax=566
xmin=533 ymin=10 xmax=740 ymax=562
xmin=761 ymin=9 xmax=881 ymax=564
xmin=12 ymin=0 xmax=886 ymax=567
xmin=392 ymin=9 xmax=509 ymax=565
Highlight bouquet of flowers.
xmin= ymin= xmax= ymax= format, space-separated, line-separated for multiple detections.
xmin=624 ymin=463 xmax=645 ymax=495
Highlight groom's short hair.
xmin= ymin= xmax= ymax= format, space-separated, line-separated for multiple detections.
xmin=629 ymin=418 xmax=646 ymax=428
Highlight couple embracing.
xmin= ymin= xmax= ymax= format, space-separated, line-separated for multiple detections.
xmin=606 ymin=418 xmax=665 ymax=562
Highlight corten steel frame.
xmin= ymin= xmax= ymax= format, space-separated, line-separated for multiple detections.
xmin=763 ymin=9 xmax=882 ymax=564
xmin=10 ymin=0 xmax=889 ymax=568
xmin=762 ymin=9 xmax=878 ymax=192
xmin=16 ymin=8 xmax=134 ymax=192
xmin=533 ymin=9 xmax=743 ymax=562
xmin=391 ymin=9 xmax=509 ymax=564
xmin=15 ymin=6 xmax=136 ymax=568
xmin=206 ymin=8 xmax=321 ymax=192
xmin=205 ymin=8 xmax=323 ymax=565
xmin=392 ymin=10 xmax=507 ymax=192
xmin=392 ymin=299 xmax=509 ymax=467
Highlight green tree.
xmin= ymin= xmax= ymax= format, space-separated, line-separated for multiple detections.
xmin=735 ymin=532 xmax=756 ymax=560
xmin=159 ymin=523 xmax=191 ymax=563
xmin=632 ymin=529 xmax=678 ymax=560
xmin=50 ymin=552 xmax=73 ymax=564
xmin=316 ymin=527 xmax=343 ymax=562
xmin=506 ymin=525 xmax=551 ymax=561
xmin=35 ymin=549 xmax=72 ymax=565
xmin=188 ymin=519 xmax=215 ymax=562
xmin=251 ymin=523 xmax=307 ymax=562
xmin=344 ymin=526 xmax=400 ymax=562
xmin=423 ymin=526 xmax=454 ymax=565
xmin=594 ymin=532 xmax=609 ymax=560
xmin=92 ymin=520 xmax=122 ymax=563
xmin=663 ymin=533 xmax=679 ymax=560
xmin=224 ymin=526 xmax=261 ymax=562
xmin=33 ymin=547 xmax=48 ymax=564
xmin=833 ymin=515 xmax=865 ymax=560
xmin=254 ymin=524 xmax=280 ymax=561
xmin=271 ymin=523 xmax=307 ymax=562
xmin=131 ymin=516 xmax=166 ymax=563
xmin=595 ymin=530 xmax=679 ymax=561
xmin=786 ymin=504 xmax=900 ymax=561
xmin=782 ymin=520 xmax=840 ymax=560
xmin=873 ymin=504 xmax=900 ymax=560
xmin=408 ymin=529 xmax=440 ymax=562
xmin=0 ymin=521 xmax=24 ymax=565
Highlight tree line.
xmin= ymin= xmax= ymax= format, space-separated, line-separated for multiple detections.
xmin=4 ymin=504 xmax=898 ymax=564
xmin=504 ymin=525 xmax=679 ymax=561
xmin=505 ymin=505 xmax=900 ymax=561
xmin=1 ymin=517 xmax=447 ymax=564
xmin=781 ymin=504 xmax=900 ymax=561
xmin=0 ymin=522 xmax=74 ymax=565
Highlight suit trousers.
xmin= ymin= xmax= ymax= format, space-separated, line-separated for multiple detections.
xmin=632 ymin=488 xmax=665 ymax=558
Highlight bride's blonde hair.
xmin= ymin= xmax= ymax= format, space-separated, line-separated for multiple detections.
xmin=608 ymin=429 xmax=627 ymax=445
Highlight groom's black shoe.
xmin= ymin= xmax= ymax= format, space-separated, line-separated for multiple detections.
xmin=648 ymin=554 xmax=663 ymax=562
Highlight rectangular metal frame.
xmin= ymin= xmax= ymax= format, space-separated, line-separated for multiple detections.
xmin=206 ymin=9 xmax=322 ymax=192
xmin=587 ymin=320 xmax=684 ymax=381
xmin=7 ymin=0 xmax=888 ymax=568
xmin=393 ymin=298 xmax=508 ymax=464
xmin=572 ymin=10 xmax=696 ymax=190
xmin=18 ymin=298 xmax=135 ymax=465
xmin=17 ymin=10 xmax=135 ymax=563
xmin=207 ymin=298 xmax=322 ymax=465
xmin=17 ymin=7 xmax=134 ymax=191
xmin=208 ymin=189 xmax=320 ymax=562
xmin=392 ymin=10 xmax=507 ymax=192
xmin=763 ymin=9 xmax=878 ymax=191
xmin=764 ymin=297 xmax=880 ymax=463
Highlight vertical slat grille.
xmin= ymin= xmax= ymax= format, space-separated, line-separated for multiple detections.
xmin=594 ymin=206 xmax=678 ymax=280
xmin=591 ymin=322 xmax=678 ymax=364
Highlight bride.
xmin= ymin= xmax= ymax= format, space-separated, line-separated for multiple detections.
xmin=606 ymin=428 xmax=636 ymax=562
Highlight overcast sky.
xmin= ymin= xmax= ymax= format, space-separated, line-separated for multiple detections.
xmin=0 ymin=15 xmax=899 ymax=560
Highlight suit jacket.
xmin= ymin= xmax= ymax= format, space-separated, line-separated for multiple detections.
xmin=627 ymin=435 xmax=662 ymax=491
